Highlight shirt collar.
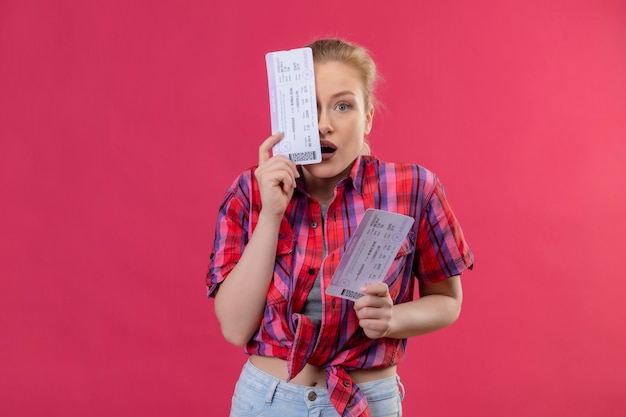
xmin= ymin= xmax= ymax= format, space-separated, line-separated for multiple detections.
xmin=348 ymin=155 xmax=367 ymax=196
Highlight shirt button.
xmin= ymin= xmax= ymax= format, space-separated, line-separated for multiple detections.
xmin=308 ymin=267 xmax=315 ymax=275
xmin=308 ymin=391 xmax=317 ymax=401
xmin=343 ymin=381 xmax=351 ymax=387
xmin=311 ymin=221 xmax=318 ymax=228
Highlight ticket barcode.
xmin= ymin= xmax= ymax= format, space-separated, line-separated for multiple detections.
xmin=289 ymin=151 xmax=317 ymax=163
xmin=341 ymin=288 xmax=364 ymax=301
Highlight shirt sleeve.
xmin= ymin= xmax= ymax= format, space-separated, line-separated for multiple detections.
xmin=206 ymin=172 xmax=252 ymax=298
xmin=414 ymin=175 xmax=474 ymax=283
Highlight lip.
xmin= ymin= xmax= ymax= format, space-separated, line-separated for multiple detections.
xmin=320 ymin=139 xmax=336 ymax=152
xmin=319 ymin=140 xmax=336 ymax=161
xmin=321 ymin=151 xmax=335 ymax=162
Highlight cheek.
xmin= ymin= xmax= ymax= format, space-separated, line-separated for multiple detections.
xmin=348 ymin=136 xmax=365 ymax=156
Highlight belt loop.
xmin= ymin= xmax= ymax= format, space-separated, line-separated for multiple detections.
xmin=265 ymin=378 xmax=279 ymax=405
xmin=396 ymin=375 xmax=405 ymax=400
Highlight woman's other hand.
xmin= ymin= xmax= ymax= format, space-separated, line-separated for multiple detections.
xmin=354 ymin=283 xmax=394 ymax=339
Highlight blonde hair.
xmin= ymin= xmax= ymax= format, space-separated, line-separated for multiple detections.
xmin=307 ymin=39 xmax=378 ymax=110
xmin=307 ymin=39 xmax=378 ymax=154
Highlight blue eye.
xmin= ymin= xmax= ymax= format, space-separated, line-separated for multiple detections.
xmin=335 ymin=102 xmax=351 ymax=112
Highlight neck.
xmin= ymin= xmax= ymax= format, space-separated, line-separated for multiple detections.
xmin=302 ymin=172 xmax=344 ymax=205
xmin=304 ymin=179 xmax=336 ymax=204
xmin=300 ymin=159 xmax=357 ymax=204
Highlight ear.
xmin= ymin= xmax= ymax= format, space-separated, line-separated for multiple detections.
xmin=364 ymin=105 xmax=374 ymax=135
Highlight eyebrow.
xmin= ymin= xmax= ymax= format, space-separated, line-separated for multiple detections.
xmin=330 ymin=90 xmax=356 ymax=99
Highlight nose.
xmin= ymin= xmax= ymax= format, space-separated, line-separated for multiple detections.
xmin=318 ymin=108 xmax=333 ymax=136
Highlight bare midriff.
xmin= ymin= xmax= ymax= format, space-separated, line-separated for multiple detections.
xmin=250 ymin=355 xmax=397 ymax=387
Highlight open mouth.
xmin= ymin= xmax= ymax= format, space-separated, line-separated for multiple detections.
xmin=320 ymin=141 xmax=336 ymax=154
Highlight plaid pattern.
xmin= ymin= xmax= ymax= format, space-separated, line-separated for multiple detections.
xmin=207 ymin=155 xmax=474 ymax=416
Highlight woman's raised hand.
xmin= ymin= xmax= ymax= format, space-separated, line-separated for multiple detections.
xmin=255 ymin=132 xmax=300 ymax=217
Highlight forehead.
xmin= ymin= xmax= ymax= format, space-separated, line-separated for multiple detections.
xmin=314 ymin=61 xmax=363 ymax=97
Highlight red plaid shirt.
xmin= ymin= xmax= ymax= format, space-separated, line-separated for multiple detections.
xmin=207 ymin=155 xmax=474 ymax=416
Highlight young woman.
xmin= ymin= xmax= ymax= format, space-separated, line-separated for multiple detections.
xmin=207 ymin=39 xmax=474 ymax=417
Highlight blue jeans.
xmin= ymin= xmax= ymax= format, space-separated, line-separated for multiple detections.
xmin=230 ymin=359 xmax=404 ymax=417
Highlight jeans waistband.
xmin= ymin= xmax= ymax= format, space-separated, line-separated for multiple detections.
xmin=238 ymin=358 xmax=403 ymax=406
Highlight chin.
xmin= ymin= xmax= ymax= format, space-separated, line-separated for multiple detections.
xmin=304 ymin=161 xmax=350 ymax=180
xmin=303 ymin=164 xmax=331 ymax=178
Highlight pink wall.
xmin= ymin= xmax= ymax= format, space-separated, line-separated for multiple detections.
xmin=1 ymin=1 xmax=625 ymax=416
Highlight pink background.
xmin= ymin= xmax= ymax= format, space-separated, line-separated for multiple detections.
xmin=1 ymin=1 xmax=625 ymax=416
